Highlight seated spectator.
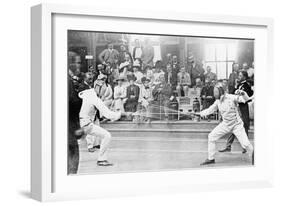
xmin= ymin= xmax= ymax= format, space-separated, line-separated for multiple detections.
xmin=165 ymin=63 xmax=177 ymax=90
xmin=144 ymin=65 xmax=154 ymax=85
xmin=94 ymin=73 xmax=113 ymax=109
xmin=119 ymin=53 xmax=133 ymax=76
xmin=200 ymin=78 xmax=215 ymax=121
xmin=205 ymin=66 xmax=217 ymax=82
xmin=137 ymin=77 xmax=153 ymax=123
xmin=152 ymin=74 xmax=173 ymax=121
xmin=112 ymin=75 xmax=127 ymax=113
xmin=152 ymin=61 xmax=165 ymax=86
xmin=176 ymin=66 xmax=191 ymax=97
xmin=132 ymin=62 xmax=144 ymax=86
xmin=124 ymin=74 xmax=140 ymax=113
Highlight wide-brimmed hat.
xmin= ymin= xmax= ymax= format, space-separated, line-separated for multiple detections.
xmin=97 ymin=73 xmax=107 ymax=80
xmin=116 ymin=75 xmax=127 ymax=82
xmin=132 ymin=61 xmax=141 ymax=68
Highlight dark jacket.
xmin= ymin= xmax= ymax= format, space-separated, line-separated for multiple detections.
xmin=236 ymin=80 xmax=253 ymax=131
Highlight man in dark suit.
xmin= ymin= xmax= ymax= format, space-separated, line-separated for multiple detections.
xmin=219 ymin=70 xmax=254 ymax=153
xmin=68 ymin=68 xmax=83 ymax=174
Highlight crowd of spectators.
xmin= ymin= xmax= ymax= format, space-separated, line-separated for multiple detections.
xmin=68 ymin=40 xmax=254 ymax=123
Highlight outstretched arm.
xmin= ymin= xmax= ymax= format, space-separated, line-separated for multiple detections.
xmin=199 ymin=100 xmax=218 ymax=117
xmin=79 ymin=89 xmax=121 ymax=121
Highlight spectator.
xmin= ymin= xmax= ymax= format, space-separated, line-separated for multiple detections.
xmin=94 ymin=73 xmax=113 ymax=109
xmin=132 ymin=39 xmax=143 ymax=61
xmin=98 ymin=42 xmax=119 ymax=68
xmin=142 ymin=38 xmax=154 ymax=68
xmin=112 ymin=75 xmax=127 ymax=113
xmin=119 ymin=53 xmax=133 ymax=76
xmin=124 ymin=74 xmax=140 ymax=113
xmin=152 ymin=60 xmax=165 ymax=86
xmin=164 ymin=53 xmax=172 ymax=66
xmin=228 ymin=63 xmax=239 ymax=94
xmin=200 ymin=78 xmax=215 ymax=121
xmin=152 ymin=74 xmax=173 ymax=121
xmin=137 ymin=77 xmax=153 ymax=123
xmin=164 ymin=63 xmax=177 ymax=90
xmin=176 ymin=66 xmax=191 ymax=97
xmin=78 ymin=72 xmax=94 ymax=92
xmin=205 ymin=66 xmax=217 ymax=82
xmin=242 ymin=62 xmax=249 ymax=71
xmin=171 ymin=55 xmax=180 ymax=74
xmin=133 ymin=62 xmax=144 ymax=85
xmin=188 ymin=55 xmax=205 ymax=86
xmin=119 ymin=43 xmax=132 ymax=64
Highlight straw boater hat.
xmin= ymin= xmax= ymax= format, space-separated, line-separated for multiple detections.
xmin=97 ymin=73 xmax=107 ymax=80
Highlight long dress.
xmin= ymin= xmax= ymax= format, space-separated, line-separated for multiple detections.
xmin=124 ymin=84 xmax=140 ymax=112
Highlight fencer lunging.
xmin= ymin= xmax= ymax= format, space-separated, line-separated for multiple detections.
xmin=198 ymin=85 xmax=254 ymax=165
xmin=77 ymin=88 xmax=121 ymax=166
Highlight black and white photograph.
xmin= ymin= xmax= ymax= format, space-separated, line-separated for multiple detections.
xmin=67 ymin=30 xmax=255 ymax=175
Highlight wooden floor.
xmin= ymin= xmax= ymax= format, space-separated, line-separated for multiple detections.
xmin=77 ymin=129 xmax=254 ymax=175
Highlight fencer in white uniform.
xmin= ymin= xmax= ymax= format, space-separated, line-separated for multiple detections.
xmin=199 ymin=85 xmax=254 ymax=165
xmin=77 ymin=88 xmax=121 ymax=166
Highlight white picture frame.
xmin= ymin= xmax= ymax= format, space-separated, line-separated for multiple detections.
xmin=31 ymin=3 xmax=274 ymax=202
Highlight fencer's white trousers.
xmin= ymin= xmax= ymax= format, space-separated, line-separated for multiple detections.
xmin=208 ymin=121 xmax=253 ymax=160
xmin=81 ymin=119 xmax=112 ymax=161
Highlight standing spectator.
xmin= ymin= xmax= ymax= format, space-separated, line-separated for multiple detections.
xmin=164 ymin=53 xmax=173 ymax=66
xmin=164 ymin=63 xmax=177 ymax=90
xmin=119 ymin=43 xmax=132 ymax=64
xmin=132 ymin=39 xmax=143 ymax=61
xmin=112 ymin=75 xmax=127 ymax=113
xmin=176 ymin=66 xmax=191 ymax=97
xmin=205 ymin=66 xmax=217 ymax=82
xmin=98 ymin=42 xmax=119 ymax=68
xmin=171 ymin=55 xmax=180 ymax=74
xmin=142 ymin=38 xmax=154 ymax=68
xmin=228 ymin=63 xmax=239 ymax=94
xmin=124 ymin=74 xmax=140 ymax=113
xmin=188 ymin=55 xmax=205 ymax=87
xmin=219 ymin=70 xmax=254 ymax=153
xmin=152 ymin=74 xmax=173 ymax=121
xmin=200 ymin=78 xmax=215 ymax=121
xmin=242 ymin=62 xmax=249 ymax=71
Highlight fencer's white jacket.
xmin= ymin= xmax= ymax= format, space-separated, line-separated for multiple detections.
xmin=78 ymin=88 xmax=121 ymax=127
xmin=200 ymin=93 xmax=249 ymax=126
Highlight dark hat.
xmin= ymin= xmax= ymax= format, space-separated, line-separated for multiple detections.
xmin=141 ymin=77 xmax=150 ymax=83
xmin=127 ymin=74 xmax=137 ymax=81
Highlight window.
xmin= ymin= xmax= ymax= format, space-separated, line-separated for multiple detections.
xmin=204 ymin=41 xmax=237 ymax=79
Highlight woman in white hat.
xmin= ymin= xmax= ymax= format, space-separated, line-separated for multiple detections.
xmin=112 ymin=75 xmax=127 ymax=113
